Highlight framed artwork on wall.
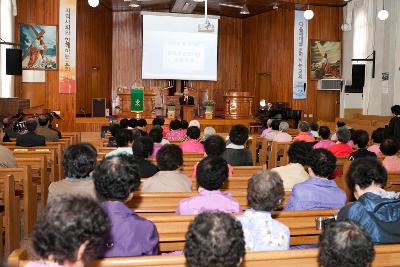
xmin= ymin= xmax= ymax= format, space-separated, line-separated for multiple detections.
xmin=310 ymin=40 xmax=341 ymax=80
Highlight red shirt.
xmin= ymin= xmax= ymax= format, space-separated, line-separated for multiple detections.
xmin=328 ymin=143 xmax=352 ymax=157
xmin=293 ymin=132 xmax=315 ymax=142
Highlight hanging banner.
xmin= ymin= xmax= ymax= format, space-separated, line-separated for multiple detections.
xmin=293 ymin=10 xmax=308 ymax=100
xmin=131 ymin=88 xmax=144 ymax=112
xmin=59 ymin=0 xmax=77 ymax=94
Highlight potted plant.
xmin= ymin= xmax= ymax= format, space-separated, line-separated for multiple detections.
xmin=167 ymin=100 xmax=176 ymax=112
xmin=203 ymin=100 xmax=215 ymax=113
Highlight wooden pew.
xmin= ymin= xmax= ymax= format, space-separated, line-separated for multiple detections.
xmin=182 ymin=165 xmax=264 ymax=178
xmin=0 ymin=166 xmax=36 ymax=238
xmin=10 ymin=244 xmax=400 ymax=267
xmin=142 ymin=209 xmax=337 ymax=252
xmin=15 ymin=156 xmax=49 ymax=208
xmin=12 ymin=150 xmax=56 ymax=182
xmin=268 ymin=141 xmax=291 ymax=169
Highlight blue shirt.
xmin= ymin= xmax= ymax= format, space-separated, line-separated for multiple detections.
xmin=284 ymin=177 xmax=346 ymax=211
xmin=237 ymin=209 xmax=290 ymax=251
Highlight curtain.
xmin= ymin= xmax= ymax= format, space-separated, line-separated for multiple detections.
xmin=0 ymin=0 xmax=15 ymax=98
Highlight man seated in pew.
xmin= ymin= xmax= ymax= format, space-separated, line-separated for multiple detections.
xmin=272 ymin=141 xmax=310 ymax=190
xmin=349 ymin=130 xmax=377 ymax=160
xmin=319 ymin=220 xmax=375 ymax=267
xmin=380 ymin=137 xmax=400 ymax=172
xmin=237 ymin=171 xmax=290 ymax=251
xmin=272 ymin=121 xmax=293 ymax=143
xmin=337 ymin=158 xmax=400 ymax=244
xmin=184 ymin=212 xmax=245 ymax=267
xmin=94 ymin=155 xmax=159 ymax=257
xmin=132 ymin=136 xmax=159 ymax=178
xmin=142 ymin=144 xmax=192 ymax=192
xmin=105 ymin=129 xmax=133 ymax=158
xmin=293 ymin=121 xmax=315 ymax=143
xmin=36 ymin=114 xmax=60 ymax=142
xmin=192 ymin=135 xmax=233 ymax=178
xmin=180 ymin=126 xmax=205 ymax=153
xmin=313 ymin=126 xmax=334 ymax=149
xmin=27 ymin=195 xmax=110 ymax=267
xmin=48 ymin=143 xmax=98 ymax=201
xmin=285 ymin=149 xmax=346 ymax=211
xmin=368 ymin=128 xmax=385 ymax=156
xmin=16 ymin=119 xmax=46 ymax=147
xmin=177 ymin=156 xmax=240 ymax=215
xmin=0 ymin=125 xmax=16 ymax=168
xmin=328 ymin=127 xmax=353 ymax=157
xmin=223 ymin=124 xmax=253 ymax=166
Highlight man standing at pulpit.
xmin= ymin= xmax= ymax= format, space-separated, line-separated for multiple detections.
xmin=179 ymin=88 xmax=194 ymax=105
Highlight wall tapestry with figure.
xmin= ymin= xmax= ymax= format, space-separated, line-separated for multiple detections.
xmin=310 ymin=40 xmax=341 ymax=80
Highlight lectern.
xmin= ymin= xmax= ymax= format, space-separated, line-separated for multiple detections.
xmin=182 ymin=105 xmax=195 ymax=121
xmin=224 ymin=92 xmax=254 ymax=119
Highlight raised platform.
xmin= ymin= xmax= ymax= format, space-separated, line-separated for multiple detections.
xmin=75 ymin=117 xmax=257 ymax=133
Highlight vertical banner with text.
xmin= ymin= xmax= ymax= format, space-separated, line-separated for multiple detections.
xmin=293 ymin=10 xmax=308 ymax=100
xmin=59 ymin=0 xmax=77 ymax=94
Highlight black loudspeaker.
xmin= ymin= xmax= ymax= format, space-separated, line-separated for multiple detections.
xmin=346 ymin=64 xmax=365 ymax=93
xmin=92 ymin=98 xmax=106 ymax=117
xmin=6 ymin=48 xmax=22 ymax=75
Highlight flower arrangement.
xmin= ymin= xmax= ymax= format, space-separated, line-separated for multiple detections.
xmin=167 ymin=100 xmax=176 ymax=106
xmin=203 ymin=100 xmax=216 ymax=107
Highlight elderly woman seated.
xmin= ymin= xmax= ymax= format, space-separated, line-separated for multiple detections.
xmin=272 ymin=121 xmax=293 ymax=142
xmin=237 ymin=171 xmax=290 ymax=251
xmin=180 ymin=126 xmax=205 ymax=153
xmin=328 ymin=126 xmax=353 ymax=157
xmin=380 ymin=137 xmax=400 ymax=172
xmin=293 ymin=121 xmax=315 ymax=142
xmin=337 ymin=157 xmax=400 ymax=244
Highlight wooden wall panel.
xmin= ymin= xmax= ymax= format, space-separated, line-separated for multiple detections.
xmin=241 ymin=6 xmax=342 ymax=121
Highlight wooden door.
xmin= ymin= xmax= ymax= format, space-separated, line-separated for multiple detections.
xmin=316 ymin=91 xmax=340 ymax=122
xmin=255 ymin=73 xmax=272 ymax=114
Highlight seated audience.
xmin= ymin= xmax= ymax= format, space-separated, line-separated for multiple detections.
xmin=119 ymin=118 xmax=129 ymax=129
xmin=192 ymin=135 xmax=233 ymax=177
xmin=313 ymin=126 xmax=334 ymax=149
xmin=184 ymin=212 xmax=245 ymax=267
xmin=128 ymin=118 xmax=137 ymax=129
xmin=94 ymin=155 xmax=159 ymax=257
xmin=386 ymin=104 xmax=400 ymax=141
xmin=27 ymin=196 xmax=110 ymax=267
xmin=36 ymin=114 xmax=59 ymax=142
xmin=368 ymin=128 xmax=385 ymax=156
xmin=272 ymin=121 xmax=293 ymax=142
xmin=328 ymin=127 xmax=353 ymax=157
xmin=180 ymin=119 xmax=189 ymax=135
xmin=152 ymin=116 xmax=169 ymax=137
xmin=136 ymin=118 xmax=148 ymax=136
xmin=48 ymin=143 xmax=98 ymax=201
xmin=293 ymin=121 xmax=315 ymax=142
xmin=2 ymin=117 xmax=17 ymax=141
xmin=349 ymin=130 xmax=377 ymax=160
xmin=166 ymin=119 xmax=184 ymax=141
xmin=330 ymin=121 xmax=346 ymax=141
xmin=16 ymin=119 xmax=46 ymax=147
xmin=177 ymin=156 xmax=240 ymax=215
xmin=337 ymin=158 xmax=400 ymax=243
xmin=310 ymin=122 xmax=319 ymax=138
xmin=0 ymin=126 xmax=16 ymax=168
xmin=237 ymin=171 xmax=290 ymax=251
xmin=272 ymin=141 xmax=310 ymax=190
xmin=105 ymin=129 xmax=133 ymax=158
xmin=263 ymin=119 xmax=280 ymax=140
xmin=319 ymin=220 xmax=375 ymax=267
xmin=380 ymin=137 xmax=400 ymax=172
xmin=132 ymin=136 xmax=159 ymax=178
xmin=188 ymin=119 xmax=200 ymax=128
xmin=223 ymin=124 xmax=253 ymax=166
xmin=201 ymin=126 xmax=216 ymax=142
xmin=142 ymin=144 xmax=192 ymax=192
xmin=149 ymin=126 xmax=169 ymax=157
xmin=107 ymin=124 xmax=120 ymax=147
xmin=260 ymin=119 xmax=273 ymax=138
xmin=180 ymin=126 xmax=205 ymax=153
xmin=285 ymin=149 xmax=346 ymax=210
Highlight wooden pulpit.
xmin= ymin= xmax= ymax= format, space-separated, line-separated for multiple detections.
xmin=182 ymin=105 xmax=195 ymax=121
xmin=224 ymin=92 xmax=254 ymax=119
xmin=116 ymin=87 xmax=156 ymax=118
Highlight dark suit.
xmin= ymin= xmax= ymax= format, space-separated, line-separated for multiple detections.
xmin=16 ymin=132 xmax=46 ymax=147
xmin=179 ymin=96 xmax=194 ymax=106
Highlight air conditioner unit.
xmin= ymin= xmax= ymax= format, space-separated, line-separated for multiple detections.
xmin=317 ymin=79 xmax=343 ymax=91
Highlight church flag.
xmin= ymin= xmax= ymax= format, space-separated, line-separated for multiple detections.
xmin=293 ymin=10 xmax=308 ymax=100
xmin=131 ymin=88 xmax=144 ymax=112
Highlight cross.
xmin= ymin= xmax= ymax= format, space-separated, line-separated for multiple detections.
xmin=135 ymin=99 xmax=141 ymax=106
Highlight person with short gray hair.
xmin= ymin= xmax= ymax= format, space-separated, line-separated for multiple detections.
xmin=272 ymin=121 xmax=292 ymax=142
xmin=293 ymin=121 xmax=315 ymax=142
xmin=328 ymin=127 xmax=353 ymax=156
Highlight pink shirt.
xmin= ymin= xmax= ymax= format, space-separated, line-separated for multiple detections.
xmin=176 ymin=188 xmax=241 ymax=215
xmin=382 ymin=156 xmax=400 ymax=172
xmin=161 ymin=126 xmax=169 ymax=138
xmin=260 ymin=128 xmax=273 ymax=138
xmin=152 ymin=143 xmax=163 ymax=158
xmin=313 ymin=140 xmax=335 ymax=149
xmin=166 ymin=130 xmax=185 ymax=141
xmin=180 ymin=139 xmax=205 ymax=153
xmin=273 ymin=132 xmax=293 ymax=142
xmin=368 ymin=143 xmax=382 ymax=156
xmin=293 ymin=132 xmax=315 ymax=142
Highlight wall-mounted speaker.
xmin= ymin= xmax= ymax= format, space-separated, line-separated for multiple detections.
xmin=6 ymin=48 xmax=22 ymax=75
xmin=92 ymin=98 xmax=106 ymax=117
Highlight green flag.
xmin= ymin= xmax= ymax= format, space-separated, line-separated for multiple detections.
xmin=131 ymin=88 xmax=144 ymax=112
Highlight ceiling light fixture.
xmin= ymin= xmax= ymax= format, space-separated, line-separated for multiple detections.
xmin=240 ymin=4 xmax=249 ymax=15
xmin=88 ymin=0 xmax=99 ymax=8
xmin=377 ymin=0 xmax=389 ymax=21
xmin=304 ymin=3 xmax=314 ymax=20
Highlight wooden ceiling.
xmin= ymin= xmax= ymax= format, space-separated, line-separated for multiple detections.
xmin=101 ymin=0 xmax=347 ymax=18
